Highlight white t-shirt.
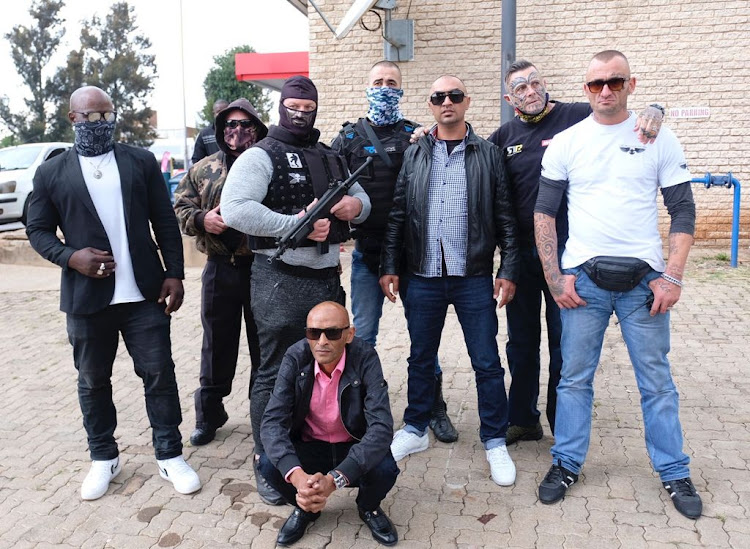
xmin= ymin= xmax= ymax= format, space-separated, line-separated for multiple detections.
xmin=78 ymin=151 xmax=145 ymax=305
xmin=540 ymin=112 xmax=691 ymax=272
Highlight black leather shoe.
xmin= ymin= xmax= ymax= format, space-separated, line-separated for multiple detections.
xmin=253 ymin=457 xmax=285 ymax=506
xmin=277 ymin=508 xmax=320 ymax=546
xmin=358 ymin=506 xmax=398 ymax=546
xmin=189 ymin=409 xmax=229 ymax=446
xmin=505 ymin=422 xmax=544 ymax=445
xmin=429 ymin=373 xmax=459 ymax=443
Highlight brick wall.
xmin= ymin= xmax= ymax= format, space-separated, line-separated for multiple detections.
xmin=306 ymin=0 xmax=749 ymax=246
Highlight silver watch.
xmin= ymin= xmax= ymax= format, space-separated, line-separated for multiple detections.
xmin=329 ymin=470 xmax=348 ymax=489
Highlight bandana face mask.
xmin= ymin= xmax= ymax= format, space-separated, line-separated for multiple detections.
xmin=223 ymin=122 xmax=257 ymax=154
xmin=365 ymin=86 xmax=404 ymax=126
xmin=74 ymin=120 xmax=116 ymax=157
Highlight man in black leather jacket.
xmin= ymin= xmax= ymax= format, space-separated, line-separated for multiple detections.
xmin=379 ymin=75 xmax=520 ymax=487
xmin=259 ymin=302 xmax=398 ymax=546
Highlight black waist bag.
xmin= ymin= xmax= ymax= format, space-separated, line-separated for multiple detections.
xmin=580 ymin=256 xmax=652 ymax=292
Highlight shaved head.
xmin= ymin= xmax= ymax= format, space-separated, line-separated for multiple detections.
xmin=69 ymin=86 xmax=113 ymax=113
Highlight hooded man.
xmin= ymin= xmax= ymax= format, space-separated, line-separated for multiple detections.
xmin=174 ymin=98 xmax=268 ymax=447
xmin=221 ymin=75 xmax=371 ymax=504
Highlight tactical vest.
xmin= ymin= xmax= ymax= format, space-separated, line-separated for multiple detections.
xmin=338 ymin=118 xmax=415 ymax=238
xmin=250 ymin=135 xmax=351 ymax=250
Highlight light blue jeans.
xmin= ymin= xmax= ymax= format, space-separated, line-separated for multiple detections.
xmin=350 ymin=248 xmax=386 ymax=347
xmin=551 ymin=267 xmax=690 ymax=482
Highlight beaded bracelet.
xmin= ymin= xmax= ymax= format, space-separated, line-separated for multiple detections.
xmin=661 ymin=273 xmax=683 ymax=287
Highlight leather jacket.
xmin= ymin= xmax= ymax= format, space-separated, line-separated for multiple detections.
xmin=260 ymin=337 xmax=394 ymax=485
xmin=380 ymin=123 xmax=520 ymax=281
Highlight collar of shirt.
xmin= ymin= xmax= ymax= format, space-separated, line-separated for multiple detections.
xmin=429 ymin=123 xmax=469 ymax=141
xmin=314 ymin=349 xmax=347 ymax=381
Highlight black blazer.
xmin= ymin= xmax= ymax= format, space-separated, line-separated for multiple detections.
xmin=26 ymin=143 xmax=184 ymax=315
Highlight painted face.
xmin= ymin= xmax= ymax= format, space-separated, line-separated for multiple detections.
xmin=505 ymin=67 xmax=548 ymax=115
xmin=428 ymin=76 xmax=471 ymax=127
xmin=584 ymin=56 xmax=635 ymax=123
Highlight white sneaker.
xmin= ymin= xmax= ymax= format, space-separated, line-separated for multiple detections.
xmin=81 ymin=457 xmax=121 ymax=500
xmin=486 ymin=445 xmax=516 ymax=486
xmin=157 ymin=456 xmax=201 ymax=495
xmin=391 ymin=428 xmax=429 ymax=461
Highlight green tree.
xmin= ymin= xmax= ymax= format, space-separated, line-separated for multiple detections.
xmin=0 ymin=0 xmax=65 ymax=143
xmin=200 ymin=46 xmax=272 ymax=127
xmin=45 ymin=49 xmax=85 ymax=142
xmin=76 ymin=2 xmax=158 ymax=146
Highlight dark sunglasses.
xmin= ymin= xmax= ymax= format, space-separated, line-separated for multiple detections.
xmin=305 ymin=326 xmax=350 ymax=341
xmin=72 ymin=110 xmax=117 ymax=122
xmin=585 ymin=77 xmax=628 ymax=93
xmin=429 ymin=89 xmax=465 ymax=106
xmin=224 ymin=119 xmax=256 ymax=130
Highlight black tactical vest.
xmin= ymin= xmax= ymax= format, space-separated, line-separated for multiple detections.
xmin=337 ymin=118 xmax=415 ymax=239
xmin=250 ymin=130 xmax=352 ymax=250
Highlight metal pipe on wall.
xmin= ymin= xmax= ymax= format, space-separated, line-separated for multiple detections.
xmin=500 ymin=0 xmax=516 ymax=125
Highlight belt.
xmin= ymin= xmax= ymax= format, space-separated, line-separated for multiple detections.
xmin=267 ymin=259 xmax=339 ymax=280
xmin=207 ymin=254 xmax=253 ymax=266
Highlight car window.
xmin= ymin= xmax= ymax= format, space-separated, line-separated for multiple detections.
xmin=45 ymin=147 xmax=69 ymax=161
xmin=0 ymin=145 xmax=45 ymax=171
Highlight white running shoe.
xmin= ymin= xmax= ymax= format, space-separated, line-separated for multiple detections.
xmin=390 ymin=428 xmax=429 ymax=461
xmin=486 ymin=445 xmax=516 ymax=486
xmin=81 ymin=457 xmax=121 ymax=500
xmin=156 ymin=456 xmax=201 ymax=495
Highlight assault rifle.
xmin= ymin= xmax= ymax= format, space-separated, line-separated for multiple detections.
xmin=268 ymin=156 xmax=373 ymax=263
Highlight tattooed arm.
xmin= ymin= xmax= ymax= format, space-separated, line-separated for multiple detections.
xmin=533 ymin=176 xmax=586 ymax=309
xmin=648 ymin=182 xmax=696 ymax=315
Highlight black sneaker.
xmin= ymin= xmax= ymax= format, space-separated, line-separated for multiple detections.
xmin=506 ymin=422 xmax=544 ymax=445
xmin=539 ymin=461 xmax=578 ymax=504
xmin=663 ymin=477 xmax=702 ymax=519
xmin=253 ymin=457 xmax=285 ymax=506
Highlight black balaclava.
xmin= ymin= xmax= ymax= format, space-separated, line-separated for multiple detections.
xmin=278 ymin=75 xmax=318 ymax=139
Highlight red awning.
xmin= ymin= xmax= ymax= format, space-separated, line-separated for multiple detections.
xmin=235 ymin=52 xmax=309 ymax=92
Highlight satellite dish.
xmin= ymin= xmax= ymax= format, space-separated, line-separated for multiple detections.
xmin=334 ymin=0 xmax=379 ymax=40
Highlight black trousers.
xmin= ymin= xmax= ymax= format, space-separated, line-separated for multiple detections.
xmin=194 ymin=256 xmax=261 ymax=427
xmin=249 ymin=259 xmax=344 ymax=453
xmin=258 ymin=441 xmax=399 ymax=512
xmin=66 ymin=301 xmax=182 ymax=460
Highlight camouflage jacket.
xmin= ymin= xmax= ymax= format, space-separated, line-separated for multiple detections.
xmin=173 ymin=151 xmax=252 ymax=257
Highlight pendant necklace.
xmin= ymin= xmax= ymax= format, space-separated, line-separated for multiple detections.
xmin=87 ymin=152 xmax=111 ymax=179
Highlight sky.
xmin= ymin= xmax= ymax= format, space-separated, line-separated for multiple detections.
xmin=0 ymin=0 xmax=310 ymax=136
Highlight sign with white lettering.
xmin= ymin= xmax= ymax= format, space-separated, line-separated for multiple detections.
xmin=668 ymin=107 xmax=710 ymax=119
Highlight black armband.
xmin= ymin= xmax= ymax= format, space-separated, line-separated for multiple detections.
xmin=661 ymin=182 xmax=696 ymax=235
xmin=534 ymin=176 xmax=568 ymax=217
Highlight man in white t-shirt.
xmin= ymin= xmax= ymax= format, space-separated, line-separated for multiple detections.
xmin=26 ymin=86 xmax=200 ymax=501
xmin=533 ymin=50 xmax=701 ymax=519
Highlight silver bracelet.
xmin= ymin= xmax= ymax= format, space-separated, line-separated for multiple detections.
xmin=660 ymin=273 xmax=683 ymax=287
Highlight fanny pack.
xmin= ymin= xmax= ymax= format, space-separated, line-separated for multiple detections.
xmin=580 ymin=256 xmax=652 ymax=292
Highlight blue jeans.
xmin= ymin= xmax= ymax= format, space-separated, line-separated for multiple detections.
xmin=350 ymin=249 xmax=442 ymax=375
xmin=505 ymin=245 xmax=562 ymax=430
xmin=66 ymin=301 xmax=183 ymax=461
xmin=402 ymin=274 xmax=508 ymax=442
xmin=350 ymin=247 xmax=386 ymax=347
xmin=552 ymin=267 xmax=690 ymax=481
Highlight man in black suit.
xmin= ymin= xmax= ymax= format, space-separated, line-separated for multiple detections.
xmin=26 ymin=85 xmax=201 ymax=501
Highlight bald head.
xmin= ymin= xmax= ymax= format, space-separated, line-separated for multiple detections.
xmin=430 ymin=75 xmax=467 ymax=95
xmin=68 ymin=86 xmax=115 ymax=124
xmin=305 ymin=301 xmax=354 ymax=369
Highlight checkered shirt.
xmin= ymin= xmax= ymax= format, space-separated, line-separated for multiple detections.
xmin=420 ymin=130 xmax=469 ymax=277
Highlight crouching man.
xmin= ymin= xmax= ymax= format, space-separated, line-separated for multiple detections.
xmin=259 ymin=301 xmax=399 ymax=546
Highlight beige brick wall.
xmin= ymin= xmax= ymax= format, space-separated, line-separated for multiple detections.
xmin=306 ymin=0 xmax=749 ymax=247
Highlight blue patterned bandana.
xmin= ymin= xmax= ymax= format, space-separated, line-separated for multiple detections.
xmin=74 ymin=120 xmax=116 ymax=157
xmin=366 ymin=86 xmax=404 ymax=126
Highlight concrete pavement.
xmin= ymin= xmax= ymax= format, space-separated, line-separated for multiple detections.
xmin=0 ymin=245 xmax=749 ymax=548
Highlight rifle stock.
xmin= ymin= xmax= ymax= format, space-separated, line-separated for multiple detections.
xmin=268 ymin=156 xmax=373 ymax=263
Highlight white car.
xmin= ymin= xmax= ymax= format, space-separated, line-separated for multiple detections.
xmin=0 ymin=142 xmax=73 ymax=225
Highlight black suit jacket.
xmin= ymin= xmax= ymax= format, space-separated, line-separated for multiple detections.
xmin=26 ymin=143 xmax=184 ymax=315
